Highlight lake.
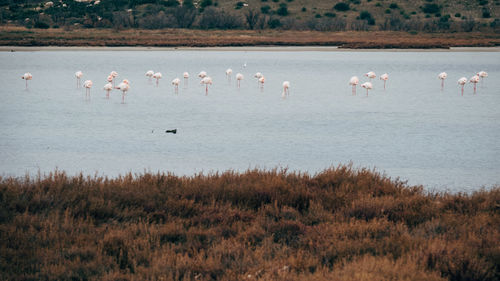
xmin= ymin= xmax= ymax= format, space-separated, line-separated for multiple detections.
xmin=0 ymin=47 xmax=499 ymax=192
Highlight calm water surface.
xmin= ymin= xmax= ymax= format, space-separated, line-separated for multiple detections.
xmin=1 ymin=49 xmax=499 ymax=192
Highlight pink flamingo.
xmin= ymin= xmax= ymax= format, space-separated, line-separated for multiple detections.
xmin=457 ymin=77 xmax=467 ymax=96
xmin=75 ymin=71 xmax=83 ymax=88
xmin=236 ymin=73 xmax=244 ymax=88
xmin=380 ymin=73 xmax=389 ymax=90
xmin=183 ymin=72 xmax=189 ymax=87
xmin=21 ymin=72 xmax=32 ymax=89
xmin=365 ymin=71 xmax=376 ymax=80
xmin=172 ymin=78 xmax=180 ymax=94
xmin=254 ymin=72 xmax=263 ymax=86
xmin=103 ymin=82 xmax=113 ymax=99
xmin=226 ymin=68 xmax=232 ymax=82
xmin=83 ymin=80 xmax=93 ymax=99
xmin=470 ymin=75 xmax=480 ymax=94
xmin=361 ymin=82 xmax=373 ymax=96
xmin=282 ymin=81 xmax=290 ymax=98
xmin=349 ymin=76 xmax=359 ymax=95
xmin=438 ymin=72 xmax=447 ymax=90
xmin=110 ymin=71 xmax=118 ymax=87
xmin=258 ymin=76 xmax=265 ymax=91
xmin=115 ymin=79 xmax=130 ymax=103
xmin=477 ymin=71 xmax=488 ymax=86
xmin=145 ymin=70 xmax=154 ymax=83
xmin=200 ymin=76 xmax=212 ymax=95
xmin=153 ymin=72 xmax=162 ymax=87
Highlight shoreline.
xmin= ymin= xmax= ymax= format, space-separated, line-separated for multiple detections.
xmin=2 ymin=45 xmax=500 ymax=52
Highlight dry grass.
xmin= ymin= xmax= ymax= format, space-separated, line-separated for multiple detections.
xmin=0 ymin=165 xmax=499 ymax=280
xmin=0 ymin=26 xmax=499 ymax=48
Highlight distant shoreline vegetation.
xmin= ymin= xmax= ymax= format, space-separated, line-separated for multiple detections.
xmin=0 ymin=0 xmax=498 ymax=33
xmin=0 ymin=165 xmax=498 ymax=280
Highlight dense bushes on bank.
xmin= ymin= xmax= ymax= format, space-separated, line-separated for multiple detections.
xmin=0 ymin=166 xmax=499 ymax=280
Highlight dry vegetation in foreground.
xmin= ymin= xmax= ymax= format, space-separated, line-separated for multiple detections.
xmin=0 ymin=165 xmax=499 ymax=280
xmin=0 ymin=26 xmax=499 ymax=48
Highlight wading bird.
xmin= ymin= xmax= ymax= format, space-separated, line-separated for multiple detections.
xmin=153 ymin=72 xmax=162 ymax=87
xmin=477 ymin=71 xmax=488 ymax=85
xmin=172 ymin=78 xmax=180 ymax=93
xmin=361 ymin=82 xmax=373 ymax=96
xmin=200 ymin=76 xmax=212 ymax=95
xmin=21 ymin=72 xmax=32 ymax=89
xmin=198 ymin=71 xmax=207 ymax=78
xmin=282 ymin=81 xmax=290 ymax=98
xmin=349 ymin=76 xmax=359 ymax=95
xmin=365 ymin=71 xmax=376 ymax=80
xmin=226 ymin=68 xmax=232 ymax=82
xmin=83 ymin=80 xmax=92 ymax=98
xmin=75 ymin=71 xmax=83 ymax=88
xmin=457 ymin=77 xmax=467 ymax=96
xmin=183 ymin=72 xmax=189 ymax=87
xmin=236 ymin=73 xmax=244 ymax=88
xmin=258 ymin=76 xmax=265 ymax=91
xmin=103 ymin=82 xmax=113 ymax=99
xmin=110 ymin=71 xmax=118 ymax=86
xmin=145 ymin=70 xmax=154 ymax=82
xmin=438 ymin=72 xmax=447 ymax=90
xmin=380 ymin=73 xmax=389 ymax=90
xmin=115 ymin=79 xmax=130 ymax=103
xmin=254 ymin=72 xmax=263 ymax=84
xmin=470 ymin=75 xmax=480 ymax=94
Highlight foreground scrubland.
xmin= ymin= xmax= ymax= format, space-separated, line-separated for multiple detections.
xmin=0 ymin=166 xmax=499 ymax=280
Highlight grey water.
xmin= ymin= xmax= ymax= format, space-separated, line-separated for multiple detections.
xmin=0 ymin=48 xmax=499 ymax=192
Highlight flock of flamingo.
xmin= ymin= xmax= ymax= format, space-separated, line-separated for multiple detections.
xmin=20 ymin=68 xmax=487 ymax=100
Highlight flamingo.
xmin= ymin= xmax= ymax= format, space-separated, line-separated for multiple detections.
xmin=477 ymin=71 xmax=488 ymax=86
xmin=254 ymin=72 xmax=263 ymax=85
xmin=21 ymin=72 xmax=32 ymax=89
xmin=470 ymin=75 xmax=480 ymax=94
xmin=103 ymin=82 xmax=113 ymax=99
xmin=226 ymin=68 xmax=232 ymax=82
xmin=198 ymin=71 xmax=207 ymax=78
xmin=282 ymin=81 xmax=290 ymax=98
xmin=438 ymin=72 xmax=447 ymax=90
xmin=365 ymin=71 xmax=376 ymax=80
xmin=107 ymin=75 xmax=113 ymax=84
xmin=361 ymin=82 xmax=373 ymax=96
xmin=200 ymin=76 xmax=212 ymax=95
xmin=380 ymin=73 xmax=389 ymax=90
xmin=258 ymin=76 xmax=265 ymax=91
xmin=75 ymin=71 xmax=83 ymax=88
xmin=83 ymin=80 xmax=92 ymax=98
xmin=172 ymin=78 xmax=180 ymax=94
xmin=115 ymin=79 xmax=130 ymax=103
xmin=145 ymin=70 xmax=154 ymax=82
xmin=153 ymin=72 xmax=162 ymax=87
xmin=236 ymin=73 xmax=244 ymax=88
xmin=183 ymin=72 xmax=189 ymax=87
xmin=457 ymin=77 xmax=467 ymax=96
xmin=110 ymin=71 xmax=118 ymax=86
xmin=349 ymin=76 xmax=359 ymax=95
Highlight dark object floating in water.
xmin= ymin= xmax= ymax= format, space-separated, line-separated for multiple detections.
xmin=166 ymin=129 xmax=177 ymax=134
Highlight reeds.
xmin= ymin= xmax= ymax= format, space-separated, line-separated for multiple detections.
xmin=0 ymin=165 xmax=498 ymax=280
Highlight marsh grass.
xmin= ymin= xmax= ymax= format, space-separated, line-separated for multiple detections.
xmin=0 ymin=165 xmax=498 ymax=280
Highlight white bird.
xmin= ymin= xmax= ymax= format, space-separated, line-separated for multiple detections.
xmin=198 ymin=71 xmax=207 ymax=78
xmin=183 ymin=72 xmax=189 ymax=87
xmin=21 ymin=72 xmax=32 ymax=89
xmin=103 ymin=82 xmax=113 ymax=99
xmin=200 ymin=76 xmax=212 ymax=95
xmin=107 ymin=75 xmax=113 ymax=83
xmin=153 ymin=72 xmax=162 ymax=87
xmin=349 ymin=76 xmax=359 ymax=95
xmin=226 ymin=68 xmax=233 ymax=82
xmin=110 ymin=71 xmax=118 ymax=86
xmin=365 ymin=71 xmax=376 ymax=80
xmin=380 ymin=73 xmax=389 ymax=90
xmin=282 ymin=81 xmax=290 ymax=98
xmin=75 ymin=71 xmax=83 ymax=88
xmin=477 ymin=71 xmax=488 ymax=86
xmin=172 ymin=78 xmax=180 ymax=93
xmin=438 ymin=72 xmax=447 ymax=90
xmin=470 ymin=75 xmax=480 ymax=94
xmin=361 ymin=82 xmax=373 ymax=96
xmin=258 ymin=76 xmax=265 ymax=91
xmin=236 ymin=73 xmax=244 ymax=88
xmin=457 ymin=77 xmax=467 ymax=96
xmin=254 ymin=72 xmax=263 ymax=79
xmin=115 ymin=79 xmax=130 ymax=103
xmin=83 ymin=80 xmax=92 ymax=98
xmin=145 ymin=70 xmax=154 ymax=82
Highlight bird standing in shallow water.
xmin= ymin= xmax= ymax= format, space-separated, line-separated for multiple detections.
xmin=75 ymin=71 xmax=83 ymax=88
xmin=172 ymin=78 xmax=180 ymax=94
xmin=200 ymin=77 xmax=212 ymax=95
xmin=153 ymin=72 xmax=162 ymax=87
xmin=83 ymin=80 xmax=93 ymax=99
xmin=349 ymin=76 xmax=359 ymax=95
xmin=470 ymin=75 xmax=480 ymax=94
xmin=145 ymin=70 xmax=154 ymax=83
xmin=282 ymin=81 xmax=290 ymax=98
xmin=236 ymin=73 xmax=244 ymax=88
xmin=477 ymin=71 xmax=488 ymax=86
xmin=438 ymin=72 xmax=447 ymax=90
xmin=380 ymin=73 xmax=389 ymax=90
xmin=226 ymin=69 xmax=232 ymax=82
xmin=365 ymin=71 xmax=376 ymax=80
xmin=115 ymin=79 xmax=130 ymax=103
xmin=183 ymin=72 xmax=189 ymax=87
xmin=103 ymin=82 xmax=113 ymax=99
xmin=457 ymin=77 xmax=467 ymax=96
xmin=361 ymin=82 xmax=373 ymax=96
xmin=21 ymin=72 xmax=32 ymax=89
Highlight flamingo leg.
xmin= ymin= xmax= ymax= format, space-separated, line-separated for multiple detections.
xmin=122 ymin=91 xmax=125 ymax=103
xmin=366 ymin=89 xmax=369 ymax=96
xmin=461 ymin=86 xmax=464 ymax=96
xmin=384 ymin=80 xmax=386 ymax=90
xmin=473 ymin=83 xmax=476 ymax=94
xmin=441 ymin=80 xmax=444 ymax=91
xmin=205 ymin=85 xmax=208 ymax=95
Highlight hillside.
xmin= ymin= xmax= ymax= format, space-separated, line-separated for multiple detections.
xmin=0 ymin=166 xmax=499 ymax=280
xmin=0 ymin=0 xmax=499 ymax=32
